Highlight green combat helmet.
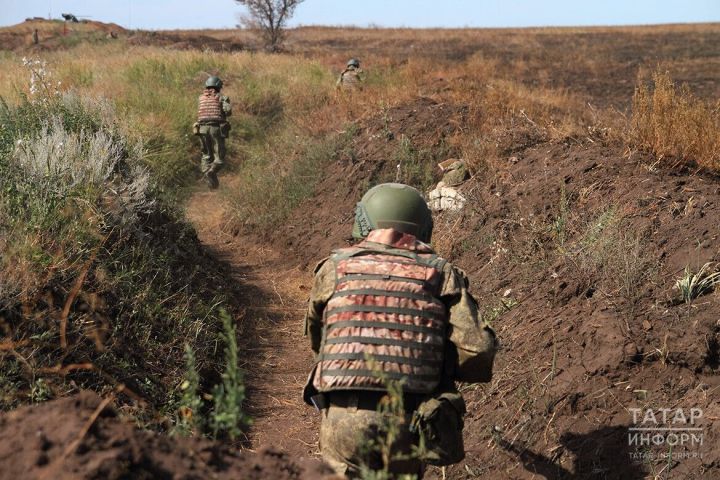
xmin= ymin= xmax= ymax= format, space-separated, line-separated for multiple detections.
xmin=353 ymin=183 xmax=434 ymax=242
xmin=347 ymin=58 xmax=360 ymax=68
xmin=205 ymin=76 xmax=223 ymax=90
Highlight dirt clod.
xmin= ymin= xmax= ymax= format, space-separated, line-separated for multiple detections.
xmin=0 ymin=391 xmax=332 ymax=480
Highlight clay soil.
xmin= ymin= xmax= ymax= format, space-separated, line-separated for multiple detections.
xmin=185 ymin=94 xmax=720 ymax=478
xmin=0 ymin=391 xmax=332 ymax=480
xmin=185 ymin=186 xmax=319 ymax=459
xmin=265 ymin=97 xmax=720 ymax=479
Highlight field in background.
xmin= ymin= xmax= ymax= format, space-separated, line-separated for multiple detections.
xmin=1 ymin=19 xmax=720 ymax=479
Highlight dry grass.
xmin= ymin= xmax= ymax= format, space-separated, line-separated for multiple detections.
xmin=631 ymin=70 xmax=720 ymax=170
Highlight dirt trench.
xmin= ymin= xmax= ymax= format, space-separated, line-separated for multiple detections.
xmin=184 ymin=186 xmax=319 ymax=458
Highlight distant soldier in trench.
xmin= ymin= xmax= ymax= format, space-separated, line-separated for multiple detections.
xmin=336 ymin=58 xmax=364 ymax=91
xmin=303 ymin=183 xmax=497 ymax=478
xmin=194 ymin=76 xmax=231 ymax=189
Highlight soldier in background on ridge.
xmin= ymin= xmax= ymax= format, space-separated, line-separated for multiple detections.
xmin=303 ymin=183 xmax=497 ymax=478
xmin=336 ymin=58 xmax=364 ymax=91
xmin=194 ymin=76 xmax=231 ymax=189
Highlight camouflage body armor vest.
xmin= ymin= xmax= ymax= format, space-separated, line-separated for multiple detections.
xmin=314 ymin=235 xmax=448 ymax=395
xmin=197 ymin=89 xmax=224 ymax=123
xmin=340 ymin=67 xmax=362 ymax=89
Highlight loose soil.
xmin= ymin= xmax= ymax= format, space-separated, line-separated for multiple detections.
xmin=0 ymin=390 xmax=333 ymax=480
xmin=185 ymin=185 xmax=319 ymax=459
xmin=183 ymin=95 xmax=720 ymax=478
xmin=258 ymin=96 xmax=720 ymax=478
xmin=0 ymin=186 xmax=329 ymax=480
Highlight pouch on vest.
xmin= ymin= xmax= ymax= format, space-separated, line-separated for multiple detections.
xmin=220 ymin=121 xmax=231 ymax=138
xmin=192 ymin=122 xmax=200 ymax=136
xmin=410 ymin=392 xmax=466 ymax=466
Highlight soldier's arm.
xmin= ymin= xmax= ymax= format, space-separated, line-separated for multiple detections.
xmin=221 ymin=95 xmax=232 ymax=117
xmin=336 ymin=71 xmax=346 ymax=89
xmin=441 ymin=265 xmax=497 ymax=383
xmin=304 ymin=258 xmax=335 ymax=354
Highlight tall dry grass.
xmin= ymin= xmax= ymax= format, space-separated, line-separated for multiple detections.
xmin=632 ymin=70 xmax=720 ymax=170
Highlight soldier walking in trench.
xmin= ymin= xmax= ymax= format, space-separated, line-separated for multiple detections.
xmin=303 ymin=183 xmax=498 ymax=478
xmin=194 ymin=76 xmax=231 ymax=189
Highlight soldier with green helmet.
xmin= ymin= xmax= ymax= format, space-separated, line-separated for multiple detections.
xmin=195 ymin=76 xmax=232 ymax=189
xmin=336 ymin=58 xmax=364 ymax=91
xmin=303 ymin=183 xmax=497 ymax=478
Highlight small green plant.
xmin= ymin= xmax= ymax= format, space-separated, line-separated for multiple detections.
xmin=580 ymin=207 xmax=617 ymax=247
xmin=675 ymin=262 xmax=720 ymax=303
xmin=29 ymin=378 xmax=53 ymax=403
xmin=482 ymin=297 xmax=518 ymax=325
xmin=174 ymin=344 xmax=203 ymax=436
xmin=211 ymin=309 xmax=249 ymax=439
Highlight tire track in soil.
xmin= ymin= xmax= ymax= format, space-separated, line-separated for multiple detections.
xmin=185 ymin=187 xmax=319 ymax=458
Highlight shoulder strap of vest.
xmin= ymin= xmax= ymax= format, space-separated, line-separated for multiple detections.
xmin=334 ymin=243 xmax=441 ymax=266
xmin=329 ymin=247 xmax=362 ymax=262
xmin=340 ymin=248 xmax=413 ymax=260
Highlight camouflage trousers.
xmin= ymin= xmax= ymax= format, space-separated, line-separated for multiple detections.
xmin=320 ymin=404 xmax=425 ymax=479
xmin=198 ymin=123 xmax=225 ymax=187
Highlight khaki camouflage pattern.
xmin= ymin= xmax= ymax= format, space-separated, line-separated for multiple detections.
xmin=305 ymin=228 xmax=496 ymax=476
xmin=198 ymin=124 xmax=225 ymax=176
xmin=314 ymin=231 xmax=448 ymax=394
xmin=320 ymin=404 xmax=423 ymax=478
xmin=440 ymin=160 xmax=468 ymax=187
xmin=336 ymin=66 xmax=364 ymax=91
xmin=196 ymin=89 xmax=231 ymax=184
xmin=306 ymin=229 xmax=496 ymax=384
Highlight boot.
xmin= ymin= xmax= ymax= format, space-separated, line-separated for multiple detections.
xmin=205 ymin=171 xmax=219 ymax=189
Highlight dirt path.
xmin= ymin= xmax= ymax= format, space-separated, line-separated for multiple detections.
xmin=185 ymin=187 xmax=319 ymax=459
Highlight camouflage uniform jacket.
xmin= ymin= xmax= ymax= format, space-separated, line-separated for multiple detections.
xmin=336 ymin=66 xmax=364 ymax=90
xmin=304 ymin=228 xmax=496 ymax=400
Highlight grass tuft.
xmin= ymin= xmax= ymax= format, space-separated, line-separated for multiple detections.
xmin=632 ymin=70 xmax=720 ymax=170
xmin=675 ymin=263 xmax=720 ymax=304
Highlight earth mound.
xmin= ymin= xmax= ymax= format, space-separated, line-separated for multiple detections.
xmin=0 ymin=20 xmax=244 ymax=53
xmin=263 ymin=94 xmax=720 ymax=478
xmin=280 ymin=96 xmax=467 ymax=266
xmin=128 ymin=32 xmax=245 ymax=52
xmin=0 ymin=391 xmax=334 ymax=480
xmin=0 ymin=19 xmax=127 ymax=52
